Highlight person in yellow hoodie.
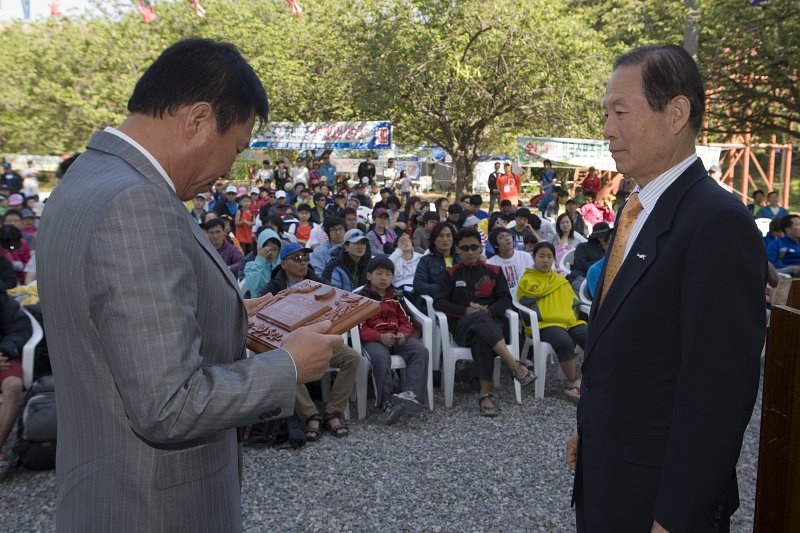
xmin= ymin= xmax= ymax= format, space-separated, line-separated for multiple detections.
xmin=516 ymin=241 xmax=586 ymax=402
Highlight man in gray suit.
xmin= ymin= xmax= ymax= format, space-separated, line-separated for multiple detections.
xmin=38 ymin=38 xmax=342 ymax=532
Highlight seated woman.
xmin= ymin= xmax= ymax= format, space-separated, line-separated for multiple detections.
xmin=516 ymin=242 xmax=587 ymax=403
xmin=412 ymin=222 xmax=458 ymax=304
xmin=550 ymin=213 xmax=586 ymax=275
xmin=566 ymin=222 xmax=610 ymax=294
xmin=434 ymin=228 xmax=535 ymax=417
xmin=322 ymin=229 xmax=371 ymax=291
xmin=388 ymin=233 xmax=421 ymax=294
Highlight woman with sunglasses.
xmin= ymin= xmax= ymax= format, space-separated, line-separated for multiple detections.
xmin=434 ymin=228 xmax=536 ymax=417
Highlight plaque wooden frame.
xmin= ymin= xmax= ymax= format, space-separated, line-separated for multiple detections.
xmin=246 ymin=279 xmax=380 ymax=353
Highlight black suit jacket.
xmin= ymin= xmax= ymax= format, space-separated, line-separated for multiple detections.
xmin=574 ymin=159 xmax=766 ymax=532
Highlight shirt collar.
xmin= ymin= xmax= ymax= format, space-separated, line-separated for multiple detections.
xmin=104 ymin=127 xmax=177 ymax=193
xmin=632 ymin=153 xmax=698 ymax=214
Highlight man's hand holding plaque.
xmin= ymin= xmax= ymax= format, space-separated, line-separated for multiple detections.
xmin=246 ymin=280 xmax=380 ymax=383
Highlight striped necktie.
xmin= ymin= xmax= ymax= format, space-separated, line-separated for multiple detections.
xmin=599 ymin=193 xmax=643 ymax=305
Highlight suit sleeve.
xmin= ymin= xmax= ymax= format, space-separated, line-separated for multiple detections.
xmin=653 ymin=206 xmax=765 ymax=530
xmin=86 ymin=186 xmax=296 ymax=445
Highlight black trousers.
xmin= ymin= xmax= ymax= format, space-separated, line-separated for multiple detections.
xmin=453 ymin=312 xmax=505 ymax=381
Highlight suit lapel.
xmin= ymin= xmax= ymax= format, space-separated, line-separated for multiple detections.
xmin=584 ymin=160 xmax=707 ymax=363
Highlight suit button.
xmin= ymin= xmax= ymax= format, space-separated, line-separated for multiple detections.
xmin=714 ymin=512 xmax=721 ymax=519
xmin=258 ymin=412 xmax=268 ymax=420
xmin=271 ymin=408 xmax=281 ymax=417
xmin=716 ymin=504 xmax=724 ymax=512
xmin=712 ymin=520 xmax=719 ymax=528
xmin=583 ymin=381 xmax=591 ymax=391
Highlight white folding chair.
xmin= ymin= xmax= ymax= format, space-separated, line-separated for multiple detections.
xmin=1 ymin=309 xmax=42 ymax=405
xmin=559 ymin=248 xmax=575 ymax=274
xmin=419 ymin=294 xmax=441 ymax=373
xmin=578 ymin=279 xmax=593 ymax=316
xmin=512 ymin=298 xmax=556 ymax=400
xmin=754 ymin=217 xmax=772 ymax=237
xmin=434 ymin=308 xmax=521 ymax=408
xmin=319 ymin=327 xmax=368 ymax=420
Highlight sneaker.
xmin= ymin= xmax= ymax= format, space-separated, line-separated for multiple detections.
xmin=391 ymin=391 xmax=424 ymax=413
xmin=383 ymin=402 xmax=405 ymax=425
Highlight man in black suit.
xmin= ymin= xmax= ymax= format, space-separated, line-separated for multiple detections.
xmin=566 ymin=45 xmax=766 ymax=532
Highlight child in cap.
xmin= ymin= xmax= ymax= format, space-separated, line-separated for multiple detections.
xmin=357 ymin=256 xmax=428 ymax=424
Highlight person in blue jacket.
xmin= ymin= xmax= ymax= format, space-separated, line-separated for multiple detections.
xmin=322 ymin=228 xmax=370 ymax=291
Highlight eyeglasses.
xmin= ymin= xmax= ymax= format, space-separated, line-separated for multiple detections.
xmin=286 ymin=255 xmax=309 ymax=263
xmin=458 ymin=244 xmax=481 ymax=252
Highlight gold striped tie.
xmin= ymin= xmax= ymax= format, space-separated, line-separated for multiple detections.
xmin=599 ymin=193 xmax=643 ymax=305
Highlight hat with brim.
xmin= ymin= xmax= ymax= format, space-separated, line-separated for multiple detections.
xmin=588 ymin=222 xmax=611 ymax=240
xmin=343 ymin=229 xmax=368 ymax=244
xmin=280 ymin=242 xmax=313 ymax=260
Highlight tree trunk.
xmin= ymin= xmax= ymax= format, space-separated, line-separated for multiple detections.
xmin=452 ymin=150 xmax=477 ymax=200
xmin=683 ymin=0 xmax=699 ymax=60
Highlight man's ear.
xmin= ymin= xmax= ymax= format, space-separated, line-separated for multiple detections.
xmin=669 ymin=95 xmax=692 ymax=134
xmin=183 ymin=102 xmax=215 ymax=138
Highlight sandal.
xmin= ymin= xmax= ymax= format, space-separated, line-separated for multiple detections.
xmin=513 ymin=362 xmax=537 ymax=386
xmin=478 ymin=394 xmax=498 ymax=417
xmin=323 ymin=412 xmax=349 ymax=438
xmin=303 ymin=414 xmax=323 ymax=442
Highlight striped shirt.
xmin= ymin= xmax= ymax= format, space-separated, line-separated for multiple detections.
xmin=623 ymin=154 xmax=698 ymax=261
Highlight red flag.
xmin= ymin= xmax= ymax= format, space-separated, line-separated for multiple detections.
xmin=50 ymin=0 xmax=63 ymax=16
xmin=187 ymin=0 xmax=205 ymax=17
xmin=135 ymin=0 xmax=156 ymax=23
xmin=287 ymin=0 xmax=302 ymax=18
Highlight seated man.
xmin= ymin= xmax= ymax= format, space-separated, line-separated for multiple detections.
xmin=263 ymin=243 xmax=360 ymax=441
xmin=203 ymin=217 xmax=243 ymax=276
xmin=357 ymin=256 xmax=428 ymax=425
xmin=566 ymin=222 xmax=610 ymax=294
xmin=767 ymin=214 xmax=800 ymax=277
xmin=0 ymin=293 xmax=34 ymax=479
xmin=486 ymin=227 xmax=533 ymax=291
xmin=757 ymin=191 xmax=790 ymax=220
xmin=434 ymin=228 xmax=535 ymax=417
xmin=412 ymin=211 xmax=439 ymax=254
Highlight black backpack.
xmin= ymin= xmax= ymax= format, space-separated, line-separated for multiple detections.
xmin=14 ymin=375 xmax=57 ymax=470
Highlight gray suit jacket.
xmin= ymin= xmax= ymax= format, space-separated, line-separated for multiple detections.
xmin=38 ymin=131 xmax=296 ymax=532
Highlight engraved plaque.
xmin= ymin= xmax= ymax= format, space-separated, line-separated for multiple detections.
xmin=246 ymin=279 xmax=380 ymax=353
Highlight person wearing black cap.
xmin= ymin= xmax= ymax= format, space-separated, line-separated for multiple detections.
xmin=566 ymin=222 xmax=611 ymax=294
xmin=367 ymin=207 xmax=396 ymax=255
xmin=357 ymin=256 xmax=429 ymax=424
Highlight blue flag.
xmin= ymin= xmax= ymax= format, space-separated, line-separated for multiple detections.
xmin=21 ymin=0 xmax=30 ymax=19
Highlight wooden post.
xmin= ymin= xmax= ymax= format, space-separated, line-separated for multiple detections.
xmin=742 ymin=134 xmax=751 ymax=203
xmin=767 ymin=135 xmax=776 ymax=188
xmin=782 ymin=144 xmax=793 ymax=209
xmin=754 ymin=279 xmax=800 ymax=532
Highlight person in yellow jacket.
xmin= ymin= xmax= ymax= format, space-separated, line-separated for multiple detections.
xmin=516 ymin=241 xmax=587 ymax=402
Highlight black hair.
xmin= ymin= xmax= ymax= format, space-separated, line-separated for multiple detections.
xmin=487 ymin=212 xmax=507 ymax=233
xmin=296 ymin=203 xmax=312 ymax=213
xmin=566 ymin=199 xmax=577 ymax=206
xmin=523 ymin=233 xmax=538 ymax=245
xmin=386 ymin=195 xmax=401 ymax=210
xmin=422 ymin=211 xmax=440 ymax=225
xmin=267 ymin=214 xmax=285 ymax=233
xmin=469 ymin=194 xmax=482 ymax=205
xmin=488 ymin=226 xmax=511 ymax=249
xmin=753 ymin=189 xmax=765 ymax=198
xmin=558 ymin=190 xmax=569 ymax=198
xmin=0 ymin=224 xmax=22 ymax=250
xmin=556 ymin=213 xmax=575 ymax=241
xmin=127 ymin=38 xmax=269 ymax=133
xmin=584 ymin=189 xmax=596 ymax=200
xmin=404 ymin=195 xmax=422 ymax=214
xmin=203 ymin=217 xmax=226 ymax=231
xmin=2 ymin=210 xmax=21 ymax=223
xmin=528 ymin=213 xmax=542 ymax=231
xmin=323 ymin=216 xmax=346 ymax=236
xmin=614 ymin=44 xmax=704 ymax=133
xmin=428 ymin=222 xmax=456 ymax=255
xmin=448 ymin=204 xmax=463 ymax=215
xmin=543 ymin=159 xmax=552 ymax=167
xmin=455 ymin=227 xmax=481 ymax=245
xmin=380 ymin=187 xmax=392 ymax=195
xmin=342 ymin=207 xmax=357 ymax=218
xmin=532 ymin=241 xmax=556 ymax=260
xmin=262 ymin=159 xmax=270 ymax=165
xmin=500 ymin=199 xmax=512 ymax=207
xmin=768 ymin=218 xmax=783 ymax=234
xmin=780 ymin=214 xmax=799 ymax=232
xmin=434 ymin=197 xmax=448 ymax=210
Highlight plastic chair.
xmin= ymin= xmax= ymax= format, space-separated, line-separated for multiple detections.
xmin=512 ymin=298 xmax=556 ymax=400
xmin=755 ymin=217 xmax=772 ymax=237
xmin=0 ymin=309 xmax=42 ymax=405
xmin=559 ymin=248 xmax=575 ymax=274
xmin=419 ymin=295 xmax=441 ymax=372
xmin=319 ymin=327 xmax=367 ymax=420
xmin=434 ymin=308 xmax=521 ymax=408
xmin=578 ymin=279 xmax=593 ymax=316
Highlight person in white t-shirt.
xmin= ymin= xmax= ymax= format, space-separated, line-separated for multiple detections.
xmin=486 ymin=227 xmax=534 ymax=290
xmin=291 ymin=157 xmax=309 ymax=186
xmin=383 ymin=157 xmax=398 ymax=187
xmin=21 ymin=160 xmax=39 ymax=197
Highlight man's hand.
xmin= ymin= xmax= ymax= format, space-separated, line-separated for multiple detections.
xmin=566 ymin=431 xmax=579 ymax=470
xmin=651 ymin=520 xmax=669 ymax=533
xmin=380 ymin=332 xmax=396 ymax=348
xmin=0 ymin=354 xmax=9 ymax=371
xmin=396 ymin=333 xmax=406 ymax=346
xmin=281 ymin=320 xmax=343 ymax=384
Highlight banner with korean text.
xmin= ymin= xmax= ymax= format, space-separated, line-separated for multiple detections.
xmin=517 ymin=136 xmax=721 ymax=172
xmin=251 ymin=121 xmax=392 ymax=151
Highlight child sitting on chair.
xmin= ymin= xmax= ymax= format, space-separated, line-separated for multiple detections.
xmin=357 ymin=256 xmax=428 ymax=425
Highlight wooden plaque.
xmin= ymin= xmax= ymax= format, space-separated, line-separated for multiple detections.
xmin=246 ymin=279 xmax=380 ymax=353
